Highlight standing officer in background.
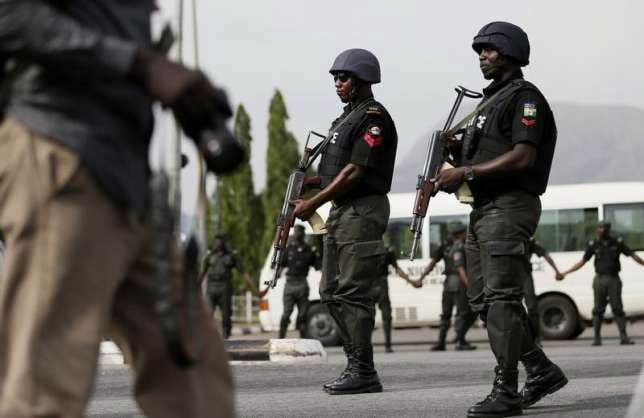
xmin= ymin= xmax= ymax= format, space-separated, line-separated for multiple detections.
xmin=200 ymin=234 xmax=245 ymax=339
xmin=433 ymin=22 xmax=567 ymax=417
xmin=292 ymin=48 xmax=397 ymax=395
xmin=0 ymin=2 xmax=234 ymax=417
xmin=373 ymin=246 xmax=415 ymax=353
xmin=278 ymin=225 xmax=320 ymax=339
xmin=417 ymin=223 xmax=477 ymax=352
xmin=525 ymin=237 xmax=563 ymax=344
xmin=559 ymin=221 xmax=644 ymax=346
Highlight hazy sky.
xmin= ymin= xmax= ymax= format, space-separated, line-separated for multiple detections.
xmin=155 ymin=0 xmax=644 ymax=211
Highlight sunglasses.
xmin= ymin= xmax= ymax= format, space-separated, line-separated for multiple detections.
xmin=333 ymin=73 xmax=351 ymax=83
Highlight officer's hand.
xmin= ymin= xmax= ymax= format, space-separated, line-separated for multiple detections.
xmin=129 ymin=49 xmax=232 ymax=137
xmin=291 ymin=199 xmax=316 ymax=221
xmin=555 ymin=272 xmax=565 ymax=281
xmin=411 ymin=280 xmax=423 ymax=289
xmin=432 ymin=167 xmax=466 ymax=194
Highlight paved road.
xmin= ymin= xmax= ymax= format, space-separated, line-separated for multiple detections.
xmin=88 ymin=324 xmax=644 ymax=417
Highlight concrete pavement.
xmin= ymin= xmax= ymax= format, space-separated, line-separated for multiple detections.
xmin=87 ymin=323 xmax=644 ymax=417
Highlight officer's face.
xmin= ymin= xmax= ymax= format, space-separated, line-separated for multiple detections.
xmin=478 ymin=47 xmax=510 ymax=80
xmin=597 ymin=226 xmax=609 ymax=238
xmin=334 ymin=72 xmax=356 ymax=103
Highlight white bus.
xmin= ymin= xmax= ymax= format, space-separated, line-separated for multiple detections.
xmin=259 ymin=182 xmax=644 ymax=345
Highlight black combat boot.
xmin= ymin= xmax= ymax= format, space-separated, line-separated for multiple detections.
xmin=467 ymin=367 xmax=522 ymax=418
xmin=616 ymin=316 xmax=635 ymax=345
xmin=384 ymin=320 xmax=393 ymax=353
xmin=520 ymin=347 xmax=568 ymax=408
xmin=455 ymin=338 xmax=477 ymax=351
xmin=278 ymin=317 xmax=289 ymax=339
xmin=430 ymin=324 xmax=448 ymax=351
xmin=322 ymin=344 xmax=354 ymax=391
xmin=592 ymin=315 xmax=602 ymax=346
xmin=326 ymin=346 xmax=383 ymax=395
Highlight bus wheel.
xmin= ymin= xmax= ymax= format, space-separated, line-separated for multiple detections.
xmin=305 ymin=303 xmax=340 ymax=346
xmin=539 ymin=295 xmax=579 ymax=340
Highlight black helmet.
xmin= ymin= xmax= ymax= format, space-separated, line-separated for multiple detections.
xmin=472 ymin=21 xmax=530 ymax=66
xmin=448 ymin=222 xmax=467 ymax=236
xmin=329 ymin=48 xmax=381 ymax=84
xmin=598 ymin=221 xmax=612 ymax=229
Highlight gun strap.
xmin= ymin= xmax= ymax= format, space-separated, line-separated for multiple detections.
xmin=445 ymin=82 xmax=516 ymax=137
xmin=306 ymin=98 xmax=376 ymax=169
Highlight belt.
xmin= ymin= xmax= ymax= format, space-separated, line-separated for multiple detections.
xmin=332 ymin=191 xmax=384 ymax=208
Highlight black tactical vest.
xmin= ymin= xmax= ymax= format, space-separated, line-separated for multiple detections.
xmin=284 ymin=243 xmax=316 ymax=279
xmin=592 ymin=237 xmax=623 ymax=275
xmin=318 ymin=99 xmax=375 ymax=188
xmin=461 ymin=80 xmax=556 ymax=198
xmin=207 ymin=251 xmax=237 ymax=284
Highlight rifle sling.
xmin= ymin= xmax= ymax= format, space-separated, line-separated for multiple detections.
xmin=445 ymin=82 xmax=517 ymax=137
xmin=306 ymin=98 xmax=376 ymax=169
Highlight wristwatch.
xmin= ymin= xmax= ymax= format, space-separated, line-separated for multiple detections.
xmin=464 ymin=166 xmax=475 ymax=182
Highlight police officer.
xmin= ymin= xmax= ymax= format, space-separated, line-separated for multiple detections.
xmin=201 ymin=234 xmax=241 ymax=339
xmin=434 ymin=22 xmax=568 ymax=416
xmin=292 ymin=48 xmax=397 ymax=395
xmin=418 ymin=223 xmax=477 ymax=352
xmin=525 ymin=237 xmax=563 ymax=344
xmin=372 ymin=247 xmax=414 ymax=353
xmin=559 ymin=221 xmax=644 ymax=346
xmin=278 ymin=225 xmax=320 ymax=338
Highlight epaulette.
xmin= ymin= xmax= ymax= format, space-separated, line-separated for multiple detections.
xmin=617 ymin=237 xmax=624 ymax=243
xmin=366 ymin=105 xmax=383 ymax=116
xmin=588 ymin=240 xmax=595 ymax=246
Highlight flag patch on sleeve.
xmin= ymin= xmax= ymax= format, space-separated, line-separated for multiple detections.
xmin=521 ymin=102 xmax=537 ymax=127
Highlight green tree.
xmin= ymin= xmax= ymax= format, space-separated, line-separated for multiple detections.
xmin=262 ymin=89 xmax=301 ymax=257
xmin=216 ymin=104 xmax=263 ymax=287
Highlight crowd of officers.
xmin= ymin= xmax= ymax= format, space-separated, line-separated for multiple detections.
xmin=0 ymin=3 xmax=642 ymax=417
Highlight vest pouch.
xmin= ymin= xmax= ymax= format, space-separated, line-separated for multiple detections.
xmin=463 ymin=122 xmax=480 ymax=159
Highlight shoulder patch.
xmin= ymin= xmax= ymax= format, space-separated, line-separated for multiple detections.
xmin=363 ymin=125 xmax=384 ymax=147
xmin=617 ymin=237 xmax=624 ymax=243
xmin=521 ymin=102 xmax=537 ymax=127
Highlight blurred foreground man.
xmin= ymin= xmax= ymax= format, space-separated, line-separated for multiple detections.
xmin=0 ymin=2 xmax=233 ymax=417
xmin=278 ymin=225 xmax=319 ymax=338
xmin=292 ymin=48 xmax=397 ymax=395
xmin=434 ymin=22 xmax=567 ymax=417
xmin=418 ymin=223 xmax=477 ymax=352
xmin=559 ymin=221 xmax=644 ymax=346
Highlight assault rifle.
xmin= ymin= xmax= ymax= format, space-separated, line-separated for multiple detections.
xmin=266 ymin=131 xmax=327 ymax=288
xmin=409 ymin=86 xmax=482 ymax=261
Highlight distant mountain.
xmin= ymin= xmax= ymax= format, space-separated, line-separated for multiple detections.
xmin=392 ymin=103 xmax=644 ymax=192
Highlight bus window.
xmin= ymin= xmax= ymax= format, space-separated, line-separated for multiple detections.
xmin=604 ymin=203 xmax=644 ymax=250
xmin=428 ymin=215 xmax=468 ymax=258
xmin=535 ymin=208 xmax=598 ymax=252
xmin=384 ymin=218 xmax=413 ymax=260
